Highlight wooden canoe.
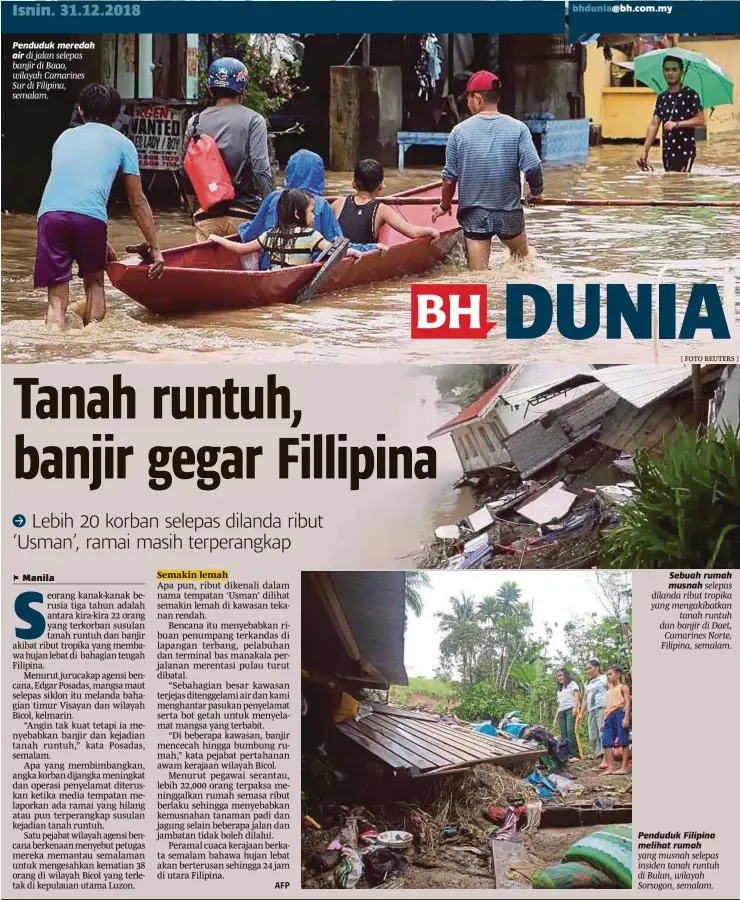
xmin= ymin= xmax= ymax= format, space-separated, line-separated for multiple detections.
xmin=106 ymin=181 xmax=461 ymax=315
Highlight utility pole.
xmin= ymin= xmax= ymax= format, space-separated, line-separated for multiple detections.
xmin=691 ymin=364 xmax=707 ymax=424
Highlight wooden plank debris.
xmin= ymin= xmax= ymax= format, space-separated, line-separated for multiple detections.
xmin=337 ymin=705 xmax=542 ymax=776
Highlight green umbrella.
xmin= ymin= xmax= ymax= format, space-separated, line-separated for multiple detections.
xmin=633 ymin=47 xmax=734 ymax=108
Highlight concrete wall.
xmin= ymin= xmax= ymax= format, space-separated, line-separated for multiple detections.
xmin=512 ymin=59 xmax=580 ymax=120
xmin=678 ymin=37 xmax=740 ymax=134
xmin=602 ymin=87 xmax=658 ymax=140
xmin=329 ymin=65 xmax=402 ymax=171
xmin=583 ymin=42 xmax=629 ymax=126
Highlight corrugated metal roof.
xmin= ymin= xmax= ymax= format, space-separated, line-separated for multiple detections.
xmin=597 ymin=367 xmax=723 ymax=455
xmin=504 ymin=386 xmax=620 ymax=478
xmin=500 ymin=365 xmax=596 ymax=406
xmin=337 ymin=705 xmax=543 ymax=776
xmin=589 ymin=365 xmax=692 ymax=409
xmin=302 ymin=572 xmax=408 ymax=687
xmin=329 ymin=573 xmax=408 ymax=686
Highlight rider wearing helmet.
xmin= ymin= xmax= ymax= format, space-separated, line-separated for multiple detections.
xmin=183 ymin=56 xmax=274 ymax=241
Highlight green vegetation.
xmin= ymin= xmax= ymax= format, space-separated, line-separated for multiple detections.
xmin=391 ymin=676 xmax=457 ymax=711
xmin=405 ymin=571 xmax=430 ymax=618
xmin=409 ymin=574 xmax=632 ymax=729
xmin=434 ymin=365 xmax=510 ymax=409
xmin=202 ymin=35 xmax=303 ymax=117
xmin=603 ymin=426 xmax=740 ymax=568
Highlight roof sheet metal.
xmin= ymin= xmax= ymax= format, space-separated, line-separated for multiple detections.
xmin=499 ymin=365 xmax=596 ymax=406
xmin=589 ymin=365 xmax=691 ymax=409
xmin=517 ymin=483 xmax=578 ymax=524
xmin=337 ymin=705 xmax=543 ymax=776
xmin=328 ymin=572 xmax=408 ymax=686
xmin=504 ymin=387 xmax=620 ymax=478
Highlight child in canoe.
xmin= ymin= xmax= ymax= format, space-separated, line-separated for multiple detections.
xmin=210 ymin=188 xmax=363 ymax=269
xmin=332 ymin=159 xmax=440 ymax=247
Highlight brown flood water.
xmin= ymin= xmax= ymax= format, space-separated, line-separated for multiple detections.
xmin=2 ymin=138 xmax=739 ymax=365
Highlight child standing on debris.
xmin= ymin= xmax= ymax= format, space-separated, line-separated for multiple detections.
xmin=601 ymin=665 xmax=632 ymax=776
xmin=553 ymin=667 xmax=580 ymax=758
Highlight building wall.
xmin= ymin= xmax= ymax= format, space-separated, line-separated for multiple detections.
xmin=678 ymin=37 xmax=740 ymax=133
xmin=452 ymin=423 xmax=508 ymax=474
xmin=583 ymin=43 xmax=629 ymax=127
xmin=602 ymin=87 xmax=659 ymax=140
xmin=512 ymin=60 xmax=581 ymax=120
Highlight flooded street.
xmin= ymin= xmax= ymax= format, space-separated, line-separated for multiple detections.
xmin=2 ymin=138 xmax=739 ymax=364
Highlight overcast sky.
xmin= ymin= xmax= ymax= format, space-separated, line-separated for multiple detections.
xmin=405 ymin=570 xmax=620 ymax=677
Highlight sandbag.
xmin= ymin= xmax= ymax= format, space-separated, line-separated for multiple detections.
xmin=562 ymin=825 xmax=632 ymax=889
xmin=533 ymin=862 xmax=617 ymax=889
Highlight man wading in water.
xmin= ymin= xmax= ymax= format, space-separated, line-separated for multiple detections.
xmin=639 ymin=55 xmax=705 ymax=173
xmin=35 ymin=83 xmax=164 ymax=326
xmin=432 ymin=71 xmax=544 ymax=269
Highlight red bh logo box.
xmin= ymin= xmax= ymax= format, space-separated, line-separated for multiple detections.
xmin=410 ymin=284 xmax=496 ymax=339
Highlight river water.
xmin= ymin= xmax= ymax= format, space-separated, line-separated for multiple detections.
xmin=3 ymin=138 xmax=739 ymax=364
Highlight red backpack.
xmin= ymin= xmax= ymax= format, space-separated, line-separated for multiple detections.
xmin=183 ymin=112 xmax=235 ymax=211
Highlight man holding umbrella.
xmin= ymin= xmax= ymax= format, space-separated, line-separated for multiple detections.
xmin=639 ymin=55 xmax=705 ymax=172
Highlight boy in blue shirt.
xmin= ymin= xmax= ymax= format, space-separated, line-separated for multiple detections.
xmin=35 ymin=83 xmax=164 ymax=325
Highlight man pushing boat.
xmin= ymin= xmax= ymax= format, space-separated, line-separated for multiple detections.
xmin=35 ymin=83 xmax=164 ymax=326
xmin=431 ymin=71 xmax=544 ymax=269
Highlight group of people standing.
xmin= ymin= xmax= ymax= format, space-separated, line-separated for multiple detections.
xmin=554 ymin=661 xmax=632 ymax=776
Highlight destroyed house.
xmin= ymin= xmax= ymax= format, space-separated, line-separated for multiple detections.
xmin=302 ymin=572 xmax=543 ymax=777
xmin=527 ymin=364 xmax=724 ymax=461
xmin=427 ymin=364 xmax=599 ymax=476
xmin=431 ymin=364 xmax=724 ymax=482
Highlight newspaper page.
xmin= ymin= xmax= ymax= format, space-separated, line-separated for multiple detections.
xmin=2 ymin=1 xmax=739 ymax=897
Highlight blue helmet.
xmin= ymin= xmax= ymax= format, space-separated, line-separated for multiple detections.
xmin=207 ymin=57 xmax=249 ymax=95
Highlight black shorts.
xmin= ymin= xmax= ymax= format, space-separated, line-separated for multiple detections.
xmin=663 ymin=152 xmax=696 ymax=173
xmin=458 ymin=207 xmax=525 ymax=241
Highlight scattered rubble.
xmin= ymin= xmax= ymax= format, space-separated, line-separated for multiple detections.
xmin=418 ymin=440 xmax=628 ymax=570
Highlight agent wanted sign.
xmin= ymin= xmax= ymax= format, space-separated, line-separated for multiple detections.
xmin=128 ymin=103 xmax=187 ymax=171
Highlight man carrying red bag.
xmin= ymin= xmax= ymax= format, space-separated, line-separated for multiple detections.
xmin=183 ymin=57 xmax=274 ymax=242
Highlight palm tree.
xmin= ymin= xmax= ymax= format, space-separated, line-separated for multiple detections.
xmin=478 ymin=594 xmax=502 ymax=682
xmin=436 ymin=592 xmax=481 ymax=685
xmin=405 ymin=571 xmax=430 ymax=618
xmin=494 ymin=581 xmax=524 ymax=689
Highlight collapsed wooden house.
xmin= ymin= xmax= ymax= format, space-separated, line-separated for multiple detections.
xmin=302 ymin=572 xmax=541 ymax=777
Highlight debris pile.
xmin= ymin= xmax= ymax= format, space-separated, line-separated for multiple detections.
xmin=302 ymin=707 xmax=632 ymax=889
xmin=419 ymin=441 xmax=633 ymax=570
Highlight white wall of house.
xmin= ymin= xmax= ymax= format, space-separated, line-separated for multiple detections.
xmin=451 ymin=420 xmax=509 ymax=474
xmin=449 ymin=364 xmax=599 ymax=475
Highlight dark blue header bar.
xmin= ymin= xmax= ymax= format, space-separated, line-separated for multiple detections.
xmin=2 ymin=1 xmax=565 ymax=35
xmin=569 ymin=1 xmax=740 ymax=37
xmin=3 ymin=1 xmax=735 ymax=38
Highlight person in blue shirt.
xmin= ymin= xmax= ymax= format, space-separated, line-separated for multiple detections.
xmin=35 ymin=83 xmax=164 ymax=326
xmin=238 ymin=149 xmax=375 ymax=269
